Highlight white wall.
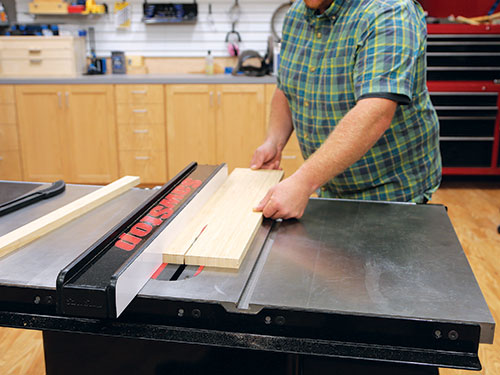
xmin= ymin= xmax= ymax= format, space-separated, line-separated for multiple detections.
xmin=15 ymin=0 xmax=288 ymax=57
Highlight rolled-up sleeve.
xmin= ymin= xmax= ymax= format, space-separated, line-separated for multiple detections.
xmin=353 ymin=3 xmax=420 ymax=105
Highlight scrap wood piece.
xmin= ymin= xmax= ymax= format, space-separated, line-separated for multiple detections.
xmin=163 ymin=168 xmax=283 ymax=269
xmin=0 ymin=176 xmax=140 ymax=259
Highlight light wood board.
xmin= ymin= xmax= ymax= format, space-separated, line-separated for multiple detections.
xmin=0 ymin=175 xmax=140 ymax=259
xmin=163 ymin=168 xmax=283 ymax=269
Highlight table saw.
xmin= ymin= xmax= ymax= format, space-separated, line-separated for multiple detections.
xmin=0 ymin=163 xmax=495 ymax=375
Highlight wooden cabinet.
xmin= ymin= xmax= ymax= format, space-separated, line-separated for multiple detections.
xmin=15 ymin=85 xmax=118 ymax=183
xmin=65 ymin=85 xmax=118 ymax=183
xmin=216 ymin=84 xmax=267 ymax=172
xmin=166 ymin=84 xmax=216 ymax=178
xmin=166 ymin=84 xmax=267 ymax=179
xmin=264 ymin=84 xmax=304 ymax=178
xmin=0 ymin=85 xmax=22 ymax=180
xmin=116 ymin=84 xmax=167 ymax=184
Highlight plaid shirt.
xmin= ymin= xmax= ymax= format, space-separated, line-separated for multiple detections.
xmin=278 ymin=0 xmax=442 ymax=202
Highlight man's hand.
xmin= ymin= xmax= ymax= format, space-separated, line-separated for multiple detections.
xmin=250 ymin=140 xmax=282 ymax=170
xmin=253 ymin=174 xmax=314 ymax=220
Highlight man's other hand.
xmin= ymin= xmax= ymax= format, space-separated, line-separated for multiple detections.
xmin=253 ymin=174 xmax=312 ymax=220
xmin=250 ymin=140 xmax=282 ymax=170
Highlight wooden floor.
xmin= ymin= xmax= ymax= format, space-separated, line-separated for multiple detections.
xmin=0 ymin=180 xmax=499 ymax=375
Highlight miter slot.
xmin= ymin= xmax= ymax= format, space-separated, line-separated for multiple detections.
xmin=237 ymin=220 xmax=280 ymax=312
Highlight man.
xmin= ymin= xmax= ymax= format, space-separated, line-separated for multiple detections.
xmin=251 ymin=0 xmax=441 ymax=219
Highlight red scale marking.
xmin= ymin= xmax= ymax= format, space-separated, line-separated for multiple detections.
xmin=151 ymin=263 xmax=168 ymax=279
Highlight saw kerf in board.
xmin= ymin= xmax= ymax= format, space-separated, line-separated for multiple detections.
xmin=162 ymin=168 xmax=283 ymax=269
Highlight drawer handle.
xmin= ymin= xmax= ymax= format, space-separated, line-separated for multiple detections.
xmin=133 ymin=129 xmax=149 ymax=134
xmin=282 ymin=155 xmax=297 ymax=160
xmin=0 ymin=156 xmax=3 ymax=161
xmin=131 ymin=90 xmax=147 ymax=94
xmin=135 ymin=156 xmax=150 ymax=160
xmin=132 ymin=109 xmax=148 ymax=113
xmin=440 ymin=136 xmax=494 ymax=141
xmin=30 ymin=59 xmax=42 ymax=64
xmin=29 ymin=49 xmax=41 ymax=54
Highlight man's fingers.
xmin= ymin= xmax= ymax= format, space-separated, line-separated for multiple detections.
xmin=253 ymin=188 xmax=273 ymax=212
xmin=262 ymin=201 xmax=279 ymax=219
xmin=250 ymin=151 xmax=264 ymax=170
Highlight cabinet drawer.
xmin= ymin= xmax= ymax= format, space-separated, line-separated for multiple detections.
xmin=116 ymin=104 xmax=165 ymax=124
xmin=119 ymin=150 xmax=167 ymax=184
xmin=0 ymin=86 xmax=15 ymax=103
xmin=115 ymin=85 xmax=164 ymax=104
xmin=0 ymin=125 xmax=19 ymax=150
xmin=284 ymin=132 xmax=301 ymax=152
xmin=0 ymin=150 xmax=22 ymax=180
xmin=118 ymin=124 xmax=166 ymax=151
xmin=0 ymin=58 xmax=76 ymax=77
xmin=281 ymin=151 xmax=304 ymax=178
xmin=2 ymin=49 xmax=74 ymax=59
xmin=0 ymin=37 xmax=76 ymax=50
xmin=0 ymin=104 xmax=16 ymax=124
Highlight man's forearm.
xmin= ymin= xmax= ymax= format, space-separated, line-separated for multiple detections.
xmin=266 ymin=88 xmax=294 ymax=150
xmin=293 ymin=98 xmax=398 ymax=193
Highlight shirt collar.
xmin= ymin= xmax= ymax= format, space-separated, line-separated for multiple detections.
xmin=303 ymin=0 xmax=344 ymax=23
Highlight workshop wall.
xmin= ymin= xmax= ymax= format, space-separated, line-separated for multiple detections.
xmin=14 ymin=0 xmax=287 ymax=57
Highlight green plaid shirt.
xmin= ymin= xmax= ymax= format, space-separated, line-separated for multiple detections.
xmin=278 ymin=0 xmax=442 ymax=202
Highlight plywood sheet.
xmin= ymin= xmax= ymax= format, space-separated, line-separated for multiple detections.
xmin=163 ymin=168 xmax=283 ymax=269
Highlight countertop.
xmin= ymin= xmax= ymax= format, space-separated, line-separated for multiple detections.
xmin=0 ymin=74 xmax=278 ymax=85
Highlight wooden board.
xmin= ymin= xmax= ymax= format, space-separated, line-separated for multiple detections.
xmin=0 ymin=176 xmax=140 ymax=259
xmin=163 ymin=168 xmax=283 ymax=269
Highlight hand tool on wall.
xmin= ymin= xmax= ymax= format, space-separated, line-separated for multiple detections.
xmin=226 ymin=0 xmax=241 ymax=56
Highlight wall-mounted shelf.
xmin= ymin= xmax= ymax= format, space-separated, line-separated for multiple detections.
xmin=142 ymin=2 xmax=197 ymax=25
xmin=142 ymin=17 xmax=196 ymax=24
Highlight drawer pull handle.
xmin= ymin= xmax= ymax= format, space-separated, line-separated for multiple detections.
xmin=133 ymin=129 xmax=149 ymax=134
xmin=135 ymin=156 xmax=150 ymax=160
xmin=282 ymin=155 xmax=297 ymax=160
xmin=131 ymin=90 xmax=147 ymax=94
xmin=440 ymin=136 xmax=494 ymax=141
xmin=29 ymin=49 xmax=41 ymax=54
xmin=29 ymin=59 xmax=42 ymax=64
xmin=0 ymin=156 xmax=3 ymax=161
xmin=133 ymin=109 xmax=148 ymax=113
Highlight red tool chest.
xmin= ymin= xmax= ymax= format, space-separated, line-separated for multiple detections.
xmin=427 ymin=24 xmax=500 ymax=175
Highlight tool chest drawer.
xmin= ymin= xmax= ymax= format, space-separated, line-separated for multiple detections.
xmin=429 ymin=91 xmax=499 ymax=170
xmin=432 ymin=92 xmax=498 ymax=139
xmin=0 ymin=151 xmax=22 ymax=180
xmin=427 ymin=34 xmax=500 ymax=81
xmin=116 ymin=103 xmax=165 ymax=124
xmin=0 ymin=36 xmax=86 ymax=77
xmin=440 ymin=140 xmax=493 ymax=167
xmin=0 ymin=125 xmax=19 ymax=150
xmin=117 ymin=124 xmax=166 ymax=151
xmin=119 ymin=150 xmax=167 ymax=183
xmin=115 ymin=85 xmax=164 ymax=104
xmin=0 ymin=86 xmax=14 ymax=103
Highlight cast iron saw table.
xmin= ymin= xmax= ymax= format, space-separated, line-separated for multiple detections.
xmin=0 ymin=164 xmax=495 ymax=375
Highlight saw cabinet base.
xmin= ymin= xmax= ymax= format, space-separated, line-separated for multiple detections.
xmin=42 ymin=330 xmax=438 ymax=375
